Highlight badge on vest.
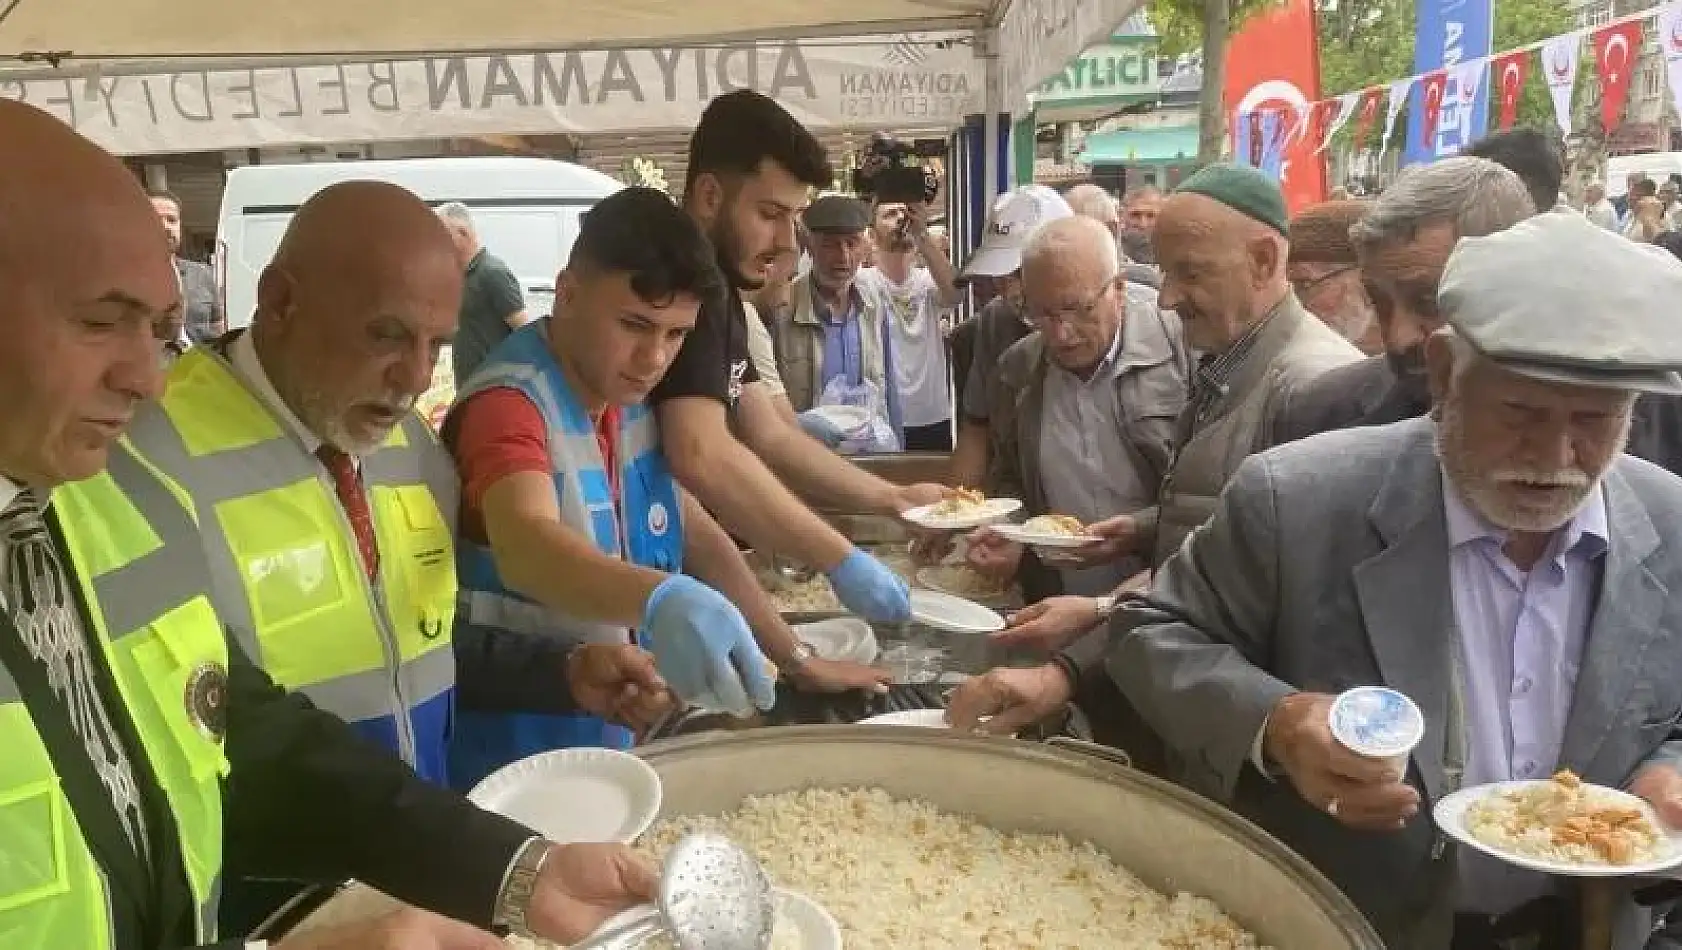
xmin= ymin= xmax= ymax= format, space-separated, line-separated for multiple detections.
xmin=648 ymin=502 xmax=670 ymax=537
xmin=184 ymin=661 xmax=229 ymax=741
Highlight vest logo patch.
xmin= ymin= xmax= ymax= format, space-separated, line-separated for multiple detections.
xmin=184 ymin=661 xmax=229 ymax=742
xmin=648 ymin=502 xmax=670 ymax=537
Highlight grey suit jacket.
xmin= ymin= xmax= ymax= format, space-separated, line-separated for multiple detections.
xmin=1106 ymin=417 xmax=1682 ymax=949
xmin=1267 ymin=354 xmax=1428 ymax=447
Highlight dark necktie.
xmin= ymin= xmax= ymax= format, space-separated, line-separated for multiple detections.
xmin=2 ymin=488 xmax=150 ymax=861
xmin=316 ymin=446 xmax=379 ymax=580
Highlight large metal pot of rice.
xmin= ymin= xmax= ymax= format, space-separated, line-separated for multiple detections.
xmin=283 ymin=726 xmax=1383 ymax=948
xmin=634 ymin=726 xmax=1382 ymax=949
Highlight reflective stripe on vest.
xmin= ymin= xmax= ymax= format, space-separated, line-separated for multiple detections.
xmin=0 ymin=444 xmax=226 ymax=945
xmin=454 ymin=319 xmax=683 ymax=645
xmin=123 ymin=346 xmax=457 ymax=770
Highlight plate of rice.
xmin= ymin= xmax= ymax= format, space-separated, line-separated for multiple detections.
xmin=900 ymin=488 xmax=1021 ymax=530
xmin=1434 ymin=769 xmax=1682 ymax=876
xmin=990 ymin=514 xmax=1103 ymax=548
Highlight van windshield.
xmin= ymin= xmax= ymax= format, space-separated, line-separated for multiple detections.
xmin=234 ymin=199 xmax=598 ymax=292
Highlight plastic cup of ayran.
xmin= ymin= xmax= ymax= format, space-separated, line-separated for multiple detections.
xmin=1328 ymin=686 xmax=1424 ymax=773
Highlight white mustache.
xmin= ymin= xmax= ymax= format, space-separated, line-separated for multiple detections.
xmin=1492 ymin=469 xmax=1590 ymax=489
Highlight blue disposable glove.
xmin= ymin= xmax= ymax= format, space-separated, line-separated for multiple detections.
xmin=827 ymin=548 xmax=912 ymax=623
xmin=642 ymin=575 xmax=777 ymax=715
xmin=797 ymin=409 xmax=848 ymax=448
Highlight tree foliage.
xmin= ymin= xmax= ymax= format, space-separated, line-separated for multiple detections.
xmin=1318 ymin=0 xmax=1578 ymax=149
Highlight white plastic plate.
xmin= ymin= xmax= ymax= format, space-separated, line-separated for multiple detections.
xmin=988 ymin=522 xmax=1103 ymax=549
xmin=793 ymin=617 xmax=880 ymax=663
xmin=909 ymin=588 xmax=1007 ymax=634
xmin=899 ymin=497 xmax=1022 ymax=531
xmin=468 ymin=748 xmax=661 ymax=845
xmin=1433 ymin=780 xmax=1682 ymax=878
xmin=858 ymin=709 xmax=951 ymax=728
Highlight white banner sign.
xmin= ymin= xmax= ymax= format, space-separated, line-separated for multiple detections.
xmin=0 ymin=36 xmax=983 ymax=156
xmin=1001 ymin=0 xmax=1143 ymax=116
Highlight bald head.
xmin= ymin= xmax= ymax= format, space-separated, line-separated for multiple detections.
xmin=254 ymin=181 xmax=462 ymax=454
xmin=1155 ymin=191 xmax=1290 ymax=353
xmin=0 ymin=100 xmax=178 ymax=487
xmin=1020 ymin=216 xmax=1127 ymax=374
xmin=1063 ymin=184 xmax=1119 ymax=230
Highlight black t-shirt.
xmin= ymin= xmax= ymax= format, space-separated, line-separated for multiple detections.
xmin=650 ymin=283 xmax=760 ymax=406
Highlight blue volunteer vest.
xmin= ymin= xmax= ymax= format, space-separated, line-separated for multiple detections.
xmin=448 ymin=319 xmax=684 ymax=791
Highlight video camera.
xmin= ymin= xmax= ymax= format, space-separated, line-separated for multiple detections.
xmin=851 ymin=134 xmax=941 ymax=206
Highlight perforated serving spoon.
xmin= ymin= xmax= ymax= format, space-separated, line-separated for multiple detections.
xmin=570 ymin=832 xmax=774 ymax=950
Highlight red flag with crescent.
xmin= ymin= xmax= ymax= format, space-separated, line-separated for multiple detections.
xmin=1593 ymin=20 xmax=1645 ymax=130
xmin=1352 ymin=87 xmax=1384 ymax=149
xmin=1418 ymin=70 xmax=1448 ymax=151
xmin=1491 ymin=50 xmax=1530 ymax=131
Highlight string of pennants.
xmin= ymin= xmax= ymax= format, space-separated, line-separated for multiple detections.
xmin=1235 ymin=2 xmax=1682 ymax=167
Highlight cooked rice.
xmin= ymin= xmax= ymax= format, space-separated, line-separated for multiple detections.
xmin=1466 ymin=770 xmax=1665 ymax=866
xmin=919 ymin=564 xmax=1008 ymax=598
xmin=1023 ymin=514 xmax=1087 ymax=537
xmin=929 ymin=487 xmax=987 ymax=518
xmin=633 ymin=787 xmax=1268 ymax=949
xmin=761 ymin=546 xmax=915 ymax=614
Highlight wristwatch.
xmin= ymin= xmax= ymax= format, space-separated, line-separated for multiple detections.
xmin=777 ymin=640 xmax=817 ymax=675
xmin=493 ymin=837 xmax=552 ymax=934
xmin=1093 ymin=594 xmax=1121 ymax=621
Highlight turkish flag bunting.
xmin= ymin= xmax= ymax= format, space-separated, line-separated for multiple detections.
xmin=1491 ymin=50 xmax=1531 ymax=130
xmin=1418 ymin=70 xmax=1449 ymax=149
xmin=1309 ymin=98 xmax=1342 ymax=146
xmin=1352 ymin=87 xmax=1384 ymax=149
xmin=1593 ymin=20 xmax=1645 ymax=130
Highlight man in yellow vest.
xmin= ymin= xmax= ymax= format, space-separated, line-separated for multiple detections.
xmin=0 ymin=97 xmax=655 ymax=950
xmin=123 ymin=177 xmax=675 ymax=935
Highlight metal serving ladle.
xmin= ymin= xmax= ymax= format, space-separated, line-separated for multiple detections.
xmin=569 ymin=832 xmax=774 ymax=950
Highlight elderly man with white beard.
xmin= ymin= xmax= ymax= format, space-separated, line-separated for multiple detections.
xmin=950 ymin=212 xmax=1682 ymax=950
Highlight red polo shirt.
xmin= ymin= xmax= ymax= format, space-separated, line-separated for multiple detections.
xmin=448 ymin=387 xmax=621 ymax=546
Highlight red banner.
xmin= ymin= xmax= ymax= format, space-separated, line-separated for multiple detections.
xmin=1224 ymin=0 xmax=1326 ymax=212
xmin=1352 ymin=87 xmax=1384 ymax=149
xmin=1593 ymin=21 xmax=1644 ymax=130
xmin=1417 ymin=70 xmax=1448 ymax=150
xmin=1491 ymin=50 xmax=1530 ymax=130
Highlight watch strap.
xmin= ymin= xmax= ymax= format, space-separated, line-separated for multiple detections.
xmin=493 ymin=836 xmax=552 ymax=933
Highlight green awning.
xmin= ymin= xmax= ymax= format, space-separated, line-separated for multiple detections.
xmin=1078 ymin=125 xmax=1199 ymax=165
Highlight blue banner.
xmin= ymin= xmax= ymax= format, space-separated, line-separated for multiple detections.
xmin=1404 ymin=0 xmax=1493 ymax=165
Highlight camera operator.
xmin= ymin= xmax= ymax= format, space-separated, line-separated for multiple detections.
xmin=855 ymin=137 xmax=962 ymax=452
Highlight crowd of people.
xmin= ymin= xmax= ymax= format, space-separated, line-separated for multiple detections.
xmin=8 ymin=75 xmax=1682 ymax=950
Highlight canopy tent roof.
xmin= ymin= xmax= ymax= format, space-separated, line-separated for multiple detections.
xmin=0 ymin=1 xmax=999 ymax=62
xmin=0 ymin=0 xmax=1143 ymax=117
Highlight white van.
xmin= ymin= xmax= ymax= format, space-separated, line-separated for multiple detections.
xmin=215 ymin=156 xmax=625 ymax=329
xmin=1606 ymin=152 xmax=1682 ymax=198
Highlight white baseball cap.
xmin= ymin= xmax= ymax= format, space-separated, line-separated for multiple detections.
xmin=959 ymin=184 xmax=1075 ymax=279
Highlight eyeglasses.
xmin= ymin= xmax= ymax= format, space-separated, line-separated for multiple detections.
xmin=1290 ymin=264 xmax=1357 ymax=298
xmin=1025 ymin=281 xmax=1115 ymax=330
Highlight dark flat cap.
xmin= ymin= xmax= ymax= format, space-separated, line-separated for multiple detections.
xmin=1173 ymin=163 xmax=1289 ymax=235
xmin=803 ymin=195 xmax=870 ymax=234
xmin=1438 ymin=210 xmax=1682 ymax=393
xmin=1289 ymin=200 xmax=1370 ymax=265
